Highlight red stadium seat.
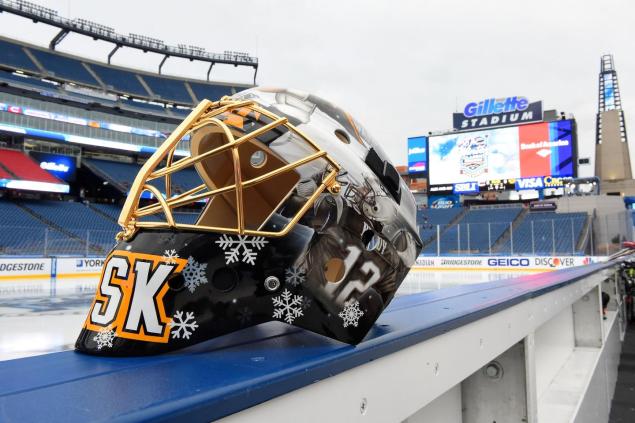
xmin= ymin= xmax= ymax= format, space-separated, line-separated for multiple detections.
xmin=0 ymin=148 xmax=61 ymax=183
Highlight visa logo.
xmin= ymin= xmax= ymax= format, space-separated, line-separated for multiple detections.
xmin=515 ymin=177 xmax=543 ymax=190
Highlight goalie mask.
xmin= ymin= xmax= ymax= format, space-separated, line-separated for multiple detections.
xmin=76 ymin=88 xmax=422 ymax=356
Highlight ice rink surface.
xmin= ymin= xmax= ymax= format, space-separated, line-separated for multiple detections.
xmin=0 ymin=269 xmax=541 ymax=361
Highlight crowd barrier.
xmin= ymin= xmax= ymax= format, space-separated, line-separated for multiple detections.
xmin=0 ymin=258 xmax=626 ymax=422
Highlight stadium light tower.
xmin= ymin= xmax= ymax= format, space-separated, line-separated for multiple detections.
xmin=595 ymin=54 xmax=631 ymax=182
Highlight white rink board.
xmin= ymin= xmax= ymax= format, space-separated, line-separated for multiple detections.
xmin=413 ymin=256 xmax=607 ymax=272
xmin=55 ymin=257 xmax=105 ymax=277
xmin=0 ymin=258 xmax=51 ymax=279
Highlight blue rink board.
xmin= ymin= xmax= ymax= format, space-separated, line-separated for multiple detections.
xmin=0 ymin=262 xmax=613 ymax=422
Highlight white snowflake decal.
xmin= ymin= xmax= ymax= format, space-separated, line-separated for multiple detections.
xmin=163 ymin=249 xmax=179 ymax=265
xmin=339 ymin=300 xmax=364 ymax=328
xmin=170 ymin=310 xmax=199 ymax=340
xmin=215 ymin=235 xmax=268 ymax=265
xmin=93 ymin=326 xmax=116 ymax=350
xmin=285 ymin=267 xmax=306 ymax=287
xmin=272 ymin=289 xmax=304 ymax=324
xmin=182 ymin=256 xmax=208 ymax=293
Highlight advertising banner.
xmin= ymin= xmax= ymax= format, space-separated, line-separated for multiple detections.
xmin=0 ymin=258 xmax=51 ymax=279
xmin=453 ymin=97 xmax=543 ymax=130
xmin=428 ymin=194 xmax=461 ymax=208
xmin=30 ymin=151 xmax=77 ymax=181
xmin=407 ymin=136 xmax=427 ymax=174
xmin=413 ymin=255 xmax=606 ymax=271
xmin=55 ymin=257 xmax=105 ymax=277
xmin=428 ymin=120 xmax=575 ymax=188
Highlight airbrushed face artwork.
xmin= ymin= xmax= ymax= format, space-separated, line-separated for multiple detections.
xmin=76 ymin=88 xmax=422 ymax=356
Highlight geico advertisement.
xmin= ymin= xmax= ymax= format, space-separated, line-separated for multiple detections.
xmin=415 ymin=256 xmax=603 ymax=269
xmin=0 ymin=258 xmax=51 ymax=277
xmin=56 ymin=257 xmax=105 ymax=275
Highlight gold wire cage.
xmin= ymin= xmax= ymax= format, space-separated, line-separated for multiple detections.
xmin=116 ymin=97 xmax=342 ymax=241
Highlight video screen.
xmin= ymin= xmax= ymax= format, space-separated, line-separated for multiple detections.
xmin=407 ymin=136 xmax=427 ymax=174
xmin=30 ymin=152 xmax=77 ymax=182
xmin=428 ymin=120 xmax=574 ymax=186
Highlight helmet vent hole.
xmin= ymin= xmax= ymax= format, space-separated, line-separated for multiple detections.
xmin=212 ymin=268 xmax=238 ymax=292
xmin=168 ymin=275 xmax=185 ymax=291
xmin=250 ymin=150 xmax=267 ymax=168
xmin=334 ymin=129 xmax=350 ymax=144
xmin=324 ymin=257 xmax=345 ymax=283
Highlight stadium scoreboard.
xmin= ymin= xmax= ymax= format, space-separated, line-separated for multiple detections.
xmin=426 ymin=119 xmax=576 ymax=195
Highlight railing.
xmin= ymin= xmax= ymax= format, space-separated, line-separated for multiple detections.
xmin=419 ymin=212 xmax=633 ymax=257
xmin=0 ymin=256 xmax=625 ymax=422
xmin=0 ymin=225 xmax=116 ymax=256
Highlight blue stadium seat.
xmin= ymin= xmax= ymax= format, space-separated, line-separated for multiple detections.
xmin=422 ymin=207 xmax=523 ymax=254
xmin=0 ymin=39 xmax=40 ymax=73
xmin=188 ymin=82 xmax=235 ymax=102
xmin=140 ymin=74 xmax=193 ymax=104
xmin=498 ymin=212 xmax=588 ymax=255
xmin=28 ymin=48 xmax=98 ymax=86
xmin=88 ymin=63 xmax=149 ymax=97
xmin=0 ymin=199 xmax=84 ymax=255
xmin=0 ymin=70 xmax=59 ymax=93
xmin=85 ymin=158 xmax=200 ymax=194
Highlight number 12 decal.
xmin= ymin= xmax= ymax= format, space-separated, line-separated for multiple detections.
xmin=325 ymin=245 xmax=381 ymax=304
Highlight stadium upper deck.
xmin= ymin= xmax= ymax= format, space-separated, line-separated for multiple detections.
xmin=0 ymin=36 xmax=252 ymax=113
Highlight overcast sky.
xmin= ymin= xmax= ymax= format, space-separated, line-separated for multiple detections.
xmin=1 ymin=0 xmax=633 ymax=176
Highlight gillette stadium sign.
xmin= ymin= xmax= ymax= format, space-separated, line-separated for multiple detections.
xmin=453 ymin=96 xmax=543 ymax=130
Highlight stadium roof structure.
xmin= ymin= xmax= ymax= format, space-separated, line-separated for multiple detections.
xmin=0 ymin=0 xmax=259 ymax=83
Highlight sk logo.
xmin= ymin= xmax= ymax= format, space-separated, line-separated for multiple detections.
xmin=85 ymin=250 xmax=187 ymax=343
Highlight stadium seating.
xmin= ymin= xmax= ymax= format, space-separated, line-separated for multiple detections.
xmin=0 ymin=149 xmax=61 ymax=183
xmin=0 ymin=199 xmax=83 ymax=255
xmin=91 ymin=202 xmax=199 ymax=225
xmin=20 ymin=200 xmax=118 ymax=253
xmin=188 ymin=82 xmax=235 ymax=102
xmin=0 ymin=39 xmax=40 ymax=73
xmin=417 ymin=208 xmax=463 ymax=244
xmin=0 ymin=70 xmax=59 ymax=93
xmin=84 ymin=158 xmax=199 ymax=194
xmin=497 ymin=211 xmax=588 ymax=255
xmin=139 ymin=75 xmax=193 ymax=104
xmin=423 ymin=207 xmax=523 ymax=254
xmin=0 ymin=38 xmax=251 ymax=111
xmin=89 ymin=63 xmax=149 ymax=97
xmin=29 ymin=49 xmax=99 ymax=87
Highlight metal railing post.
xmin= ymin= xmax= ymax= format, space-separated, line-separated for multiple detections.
xmin=552 ymin=220 xmax=556 ymax=255
xmin=44 ymin=228 xmax=48 ymax=256
xmin=510 ymin=222 xmax=514 ymax=255
xmin=571 ymin=219 xmax=575 ymax=254
xmin=467 ymin=223 xmax=471 ymax=253
xmin=85 ymin=230 xmax=90 ymax=257
xmin=590 ymin=218 xmax=594 ymax=256
xmin=488 ymin=222 xmax=492 ymax=255
xmin=436 ymin=224 xmax=441 ymax=257
xmin=457 ymin=224 xmax=461 ymax=255
xmin=531 ymin=220 xmax=535 ymax=256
